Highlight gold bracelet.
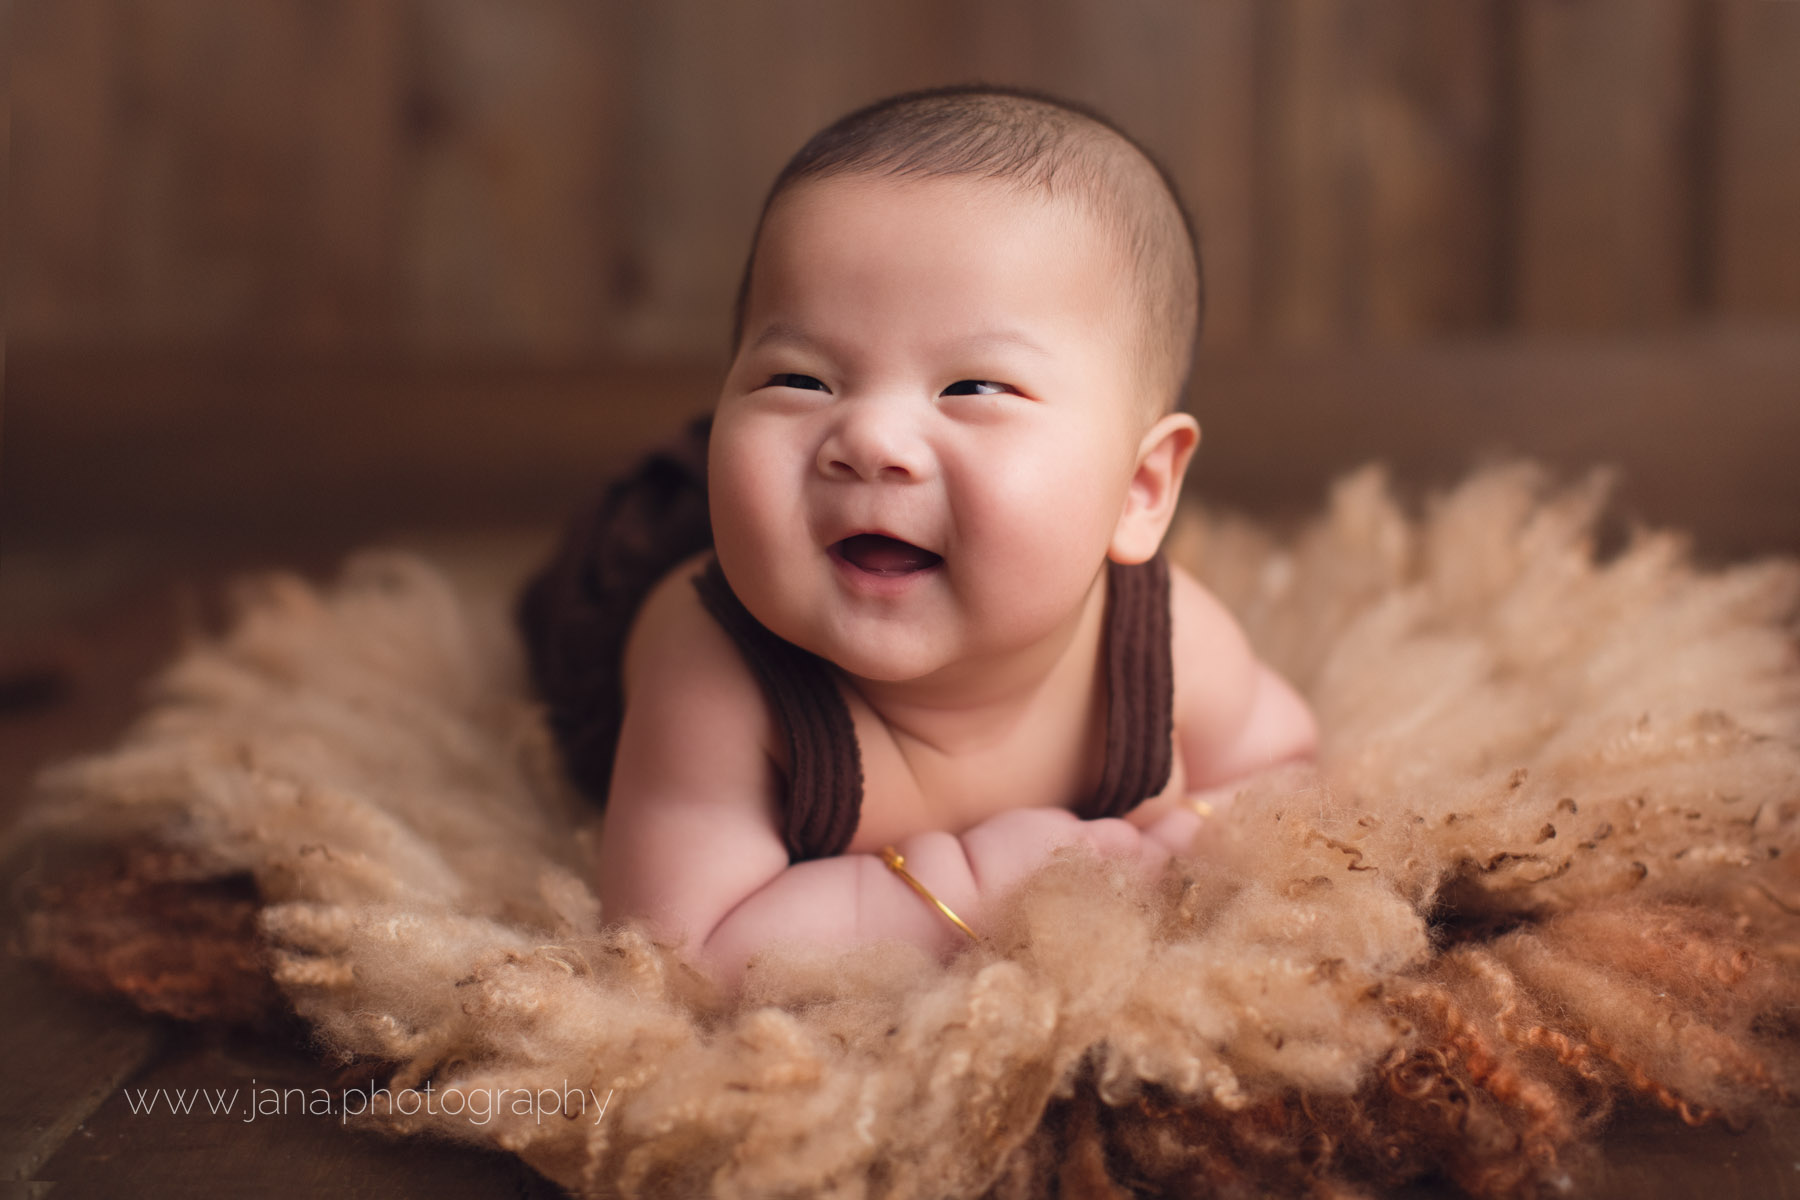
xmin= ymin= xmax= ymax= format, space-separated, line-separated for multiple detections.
xmin=878 ymin=846 xmax=978 ymax=941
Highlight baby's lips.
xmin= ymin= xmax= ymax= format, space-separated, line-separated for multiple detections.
xmin=830 ymin=533 xmax=944 ymax=576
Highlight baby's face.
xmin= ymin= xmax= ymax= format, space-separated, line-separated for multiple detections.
xmin=710 ymin=173 xmax=1157 ymax=685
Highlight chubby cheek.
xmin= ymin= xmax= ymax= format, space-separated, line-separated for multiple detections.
xmin=708 ymin=423 xmax=808 ymax=592
xmin=947 ymin=440 xmax=1125 ymax=619
xmin=708 ymin=449 xmax=765 ymax=552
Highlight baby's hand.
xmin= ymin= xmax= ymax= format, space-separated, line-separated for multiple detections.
xmin=958 ymin=806 xmax=1170 ymax=902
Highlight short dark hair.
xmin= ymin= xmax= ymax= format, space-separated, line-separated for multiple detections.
xmin=729 ymin=84 xmax=1204 ymax=414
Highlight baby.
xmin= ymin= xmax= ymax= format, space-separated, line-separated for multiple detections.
xmin=521 ymin=86 xmax=1317 ymax=989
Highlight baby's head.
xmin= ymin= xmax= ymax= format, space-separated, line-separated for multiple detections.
xmin=734 ymin=85 xmax=1202 ymax=418
xmin=709 ymin=86 xmax=1205 ymax=684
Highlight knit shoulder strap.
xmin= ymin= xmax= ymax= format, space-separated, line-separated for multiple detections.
xmin=692 ymin=558 xmax=864 ymax=863
xmin=1075 ymin=554 xmax=1175 ymax=819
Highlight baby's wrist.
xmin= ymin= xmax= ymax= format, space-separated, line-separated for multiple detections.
xmin=861 ymin=831 xmax=979 ymax=950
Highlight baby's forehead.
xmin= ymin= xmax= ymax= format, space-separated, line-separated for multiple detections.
xmin=773 ymin=173 xmax=1139 ymax=287
xmin=782 ymin=168 xmax=1096 ymax=225
xmin=758 ymin=175 xmax=1155 ymax=387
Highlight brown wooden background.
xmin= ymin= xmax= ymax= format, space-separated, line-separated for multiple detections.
xmin=7 ymin=0 xmax=1800 ymax=559
xmin=12 ymin=0 xmax=1800 ymax=359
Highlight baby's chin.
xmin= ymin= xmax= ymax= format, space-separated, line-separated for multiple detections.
xmin=765 ymin=611 xmax=953 ymax=685
xmin=800 ymin=630 xmax=948 ymax=686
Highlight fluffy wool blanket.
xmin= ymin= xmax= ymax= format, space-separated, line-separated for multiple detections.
xmin=9 ymin=465 xmax=1800 ymax=1198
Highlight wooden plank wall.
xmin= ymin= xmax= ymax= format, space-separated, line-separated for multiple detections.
xmin=11 ymin=0 xmax=1800 ymax=363
xmin=1514 ymin=0 xmax=1703 ymax=331
xmin=1713 ymin=0 xmax=1800 ymax=318
xmin=1253 ymin=1 xmax=1510 ymax=343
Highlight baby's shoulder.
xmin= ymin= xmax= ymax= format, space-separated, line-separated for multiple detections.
xmin=621 ymin=553 xmax=779 ymax=757
xmin=1166 ymin=561 xmax=1258 ymax=720
xmin=1167 ymin=562 xmax=1251 ymax=655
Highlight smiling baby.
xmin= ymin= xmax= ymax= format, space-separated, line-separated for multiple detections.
xmin=520 ymin=85 xmax=1317 ymax=989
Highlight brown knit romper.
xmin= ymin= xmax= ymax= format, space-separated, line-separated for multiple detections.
xmin=517 ymin=417 xmax=1175 ymax=863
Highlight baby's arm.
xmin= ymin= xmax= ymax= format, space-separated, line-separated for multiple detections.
xmin=593 ymin=571 xmax=802 ymax=978
xmin=598 ymin=572 xmax=1144 ymax=990
xmin=1136 ymin=565 xmax=1318 ymax=855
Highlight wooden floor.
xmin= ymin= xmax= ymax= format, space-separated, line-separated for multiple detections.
xmin=5 ymin=337 xmax=1800 ymax=1195
xmin=0 ymin=557 xmax=563 ymax=1197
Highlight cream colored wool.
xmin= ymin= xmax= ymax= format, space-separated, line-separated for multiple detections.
xmin=10 ymin=464 xmax=1800 ymax=1198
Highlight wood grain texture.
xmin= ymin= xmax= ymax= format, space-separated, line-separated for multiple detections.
xmin=403 ymin=0 xmax=628 ymax=358
xmin=1 ymin=0 xmax=13 ymax=377
xmin=1711 ymin=0 xmax=1800 ymax=318
xmin=1173 ymin=1 xmax=1261 ymax=352
xmin=0 ymin=965 xmax=165 ymax=1187
xmin=11 ymin=0 xmax=120 ymax=341
xmin=1513 ymin=0 xmax=1703 ymax=331
xmin=1256 ymin=0 xmax=1509 ymax=343
xmin=619 ymin=1 xmax=837 ymax=353
xmin=10 ymin=1 xmax=1800 ymax=359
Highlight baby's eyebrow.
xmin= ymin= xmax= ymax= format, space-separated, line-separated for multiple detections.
xmin=749 ymin=322 xmax=1051 ymax=362
xmin=748 ymin=322 xmax=830 ymax=354
xmin=946 ymin=328 xmax=1052 ymax=360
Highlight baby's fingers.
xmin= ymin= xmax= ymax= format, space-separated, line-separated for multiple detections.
xmin=1078 ymin=816 xmax=1139 ymax=856
xmin=1079 ymin=817 xmax=1172 ymax=876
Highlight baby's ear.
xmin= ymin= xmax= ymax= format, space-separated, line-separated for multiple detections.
xmin=1109 ymin=413 xmax=1199 ymax=565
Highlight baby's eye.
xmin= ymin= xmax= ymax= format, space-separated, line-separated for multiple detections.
xmin=940 ymin=380 xmax=1015 ymax=397
xmin=765 ymin=373 xmax=830 ymax=392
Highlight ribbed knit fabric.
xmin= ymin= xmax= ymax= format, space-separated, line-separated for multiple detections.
xmin=1078 ymin=555 xmax=1175 ymax=820
xmin=693 ymin=559 xmax=865 ymax=862
xmin=693 ymin=554 xmax=1174 ymax=862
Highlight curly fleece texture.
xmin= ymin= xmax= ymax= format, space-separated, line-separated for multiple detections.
xmin=10 ymin=464 xmax=1800 ymax=1198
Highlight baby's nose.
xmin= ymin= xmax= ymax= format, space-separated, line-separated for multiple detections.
xmin=817 ymin=400 xmax=933 ymax=483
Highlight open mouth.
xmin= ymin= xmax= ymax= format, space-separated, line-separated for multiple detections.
xmin=829 ymin=533 xmax=944 ymax=577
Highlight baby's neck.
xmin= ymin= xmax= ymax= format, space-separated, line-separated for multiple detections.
xmin=840 ymin=571 xmax=1110 ymax=760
